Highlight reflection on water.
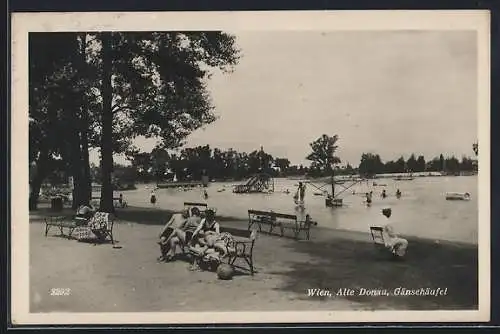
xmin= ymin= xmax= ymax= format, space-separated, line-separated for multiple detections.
xmin=102 ymin=176 xmax=478 ymax=244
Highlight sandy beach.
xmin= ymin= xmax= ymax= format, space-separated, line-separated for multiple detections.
xmin=29 ymin=205 xmax=478 ymax=313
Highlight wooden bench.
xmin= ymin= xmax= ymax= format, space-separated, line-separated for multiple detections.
xmin=45 ymin=212 xmax=116 ymax=245
xmin=44 ymin=215 xmax=88 ymax=238
xmin=247 ymin=210 xmax=312 ymax=240
xmin=91 ymin=196 xmax=127 ymax=208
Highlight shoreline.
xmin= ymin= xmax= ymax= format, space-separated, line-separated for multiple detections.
xmin=29 ymin=205 xmax=477 ymax=249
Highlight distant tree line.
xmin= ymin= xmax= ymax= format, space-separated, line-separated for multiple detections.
xmin=104 ymin=141 xmax=477 ymax=184
xmin=39 ymin=130 xmax=478 ymax=189
xmin=121 ymin=145 xmax=298 ymax=183
xmin=356 ymin=153 xmax=477 ymax=178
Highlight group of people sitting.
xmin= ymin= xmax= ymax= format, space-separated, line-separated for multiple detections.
xmin=157 ymin=207 xmax=235 ymax=269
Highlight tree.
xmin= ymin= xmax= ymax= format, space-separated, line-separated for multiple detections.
xmin=94 ymin=31 xmax=240 ymax=211
xmin=406 ymin=154 xmax=417 ymax=172
xmin=306 ymin=134 xmax=341 ymax=175
xmin=358 ymin=153 xmax=384 ymax=178
xmin=248 ymin=148 xmax=274 ymax=174
xmin=150 ymin=147 xmax=171 ymax=181
xmin=274 ymin=158 xmax=291 ymax=174
xmin=29 ymin=33 xmax=87 ymax=209
xmin=444 ymin=156 xmax=460 ymax=174
xmin=416 ymin=155 xmax=426 ymax=172
xmin=460 ymin=156 xmax=474 ymax=171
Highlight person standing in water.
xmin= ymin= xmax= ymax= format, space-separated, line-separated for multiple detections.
xmin=150 ymin=190 xmax=157 ymax=206
xmin=366 ymin=192 xmax=372 ymax=206
xmin=381 ymin=189 xmax=387 ymax=199
xmin=298 ymin=182 xmax=306 ymax=202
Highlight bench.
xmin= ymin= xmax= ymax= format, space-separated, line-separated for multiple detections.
xmin=247 ymin=210 xmax=312 ymax=240
xmin=187 ymin=226 xmax=257 ymax=275
xmin=44 ymin=215 xmax=88 ymax=238
xmin=91 ymin=196 xmax=127 ymax=208
xmin=220 ymin=226 xmax=257 ymax=275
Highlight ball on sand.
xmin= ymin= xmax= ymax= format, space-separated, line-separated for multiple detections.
xmin=216 ymin=263 xmax=234 ymax=280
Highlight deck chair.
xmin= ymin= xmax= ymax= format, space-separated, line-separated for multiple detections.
xmin=370 ymin=226 xmax=387 ymax=250
xmin=370 ymin=226 xmax=407 ymax=259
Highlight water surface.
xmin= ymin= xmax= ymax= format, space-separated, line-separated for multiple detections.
xmin=101 ymin=176 xmax=478 ymax=244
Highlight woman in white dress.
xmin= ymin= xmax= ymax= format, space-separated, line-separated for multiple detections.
xmin=380 ymin=208 xmax=408 ymax=257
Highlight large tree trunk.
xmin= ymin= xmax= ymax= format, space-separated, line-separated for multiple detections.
xmin=81 ymin=126 xmax=92 ymax=204
xmin=99 ymin=32 xmax=115 ymax=213
xmin=79 ymin=33 xmax=92 ymax=205
xmin=67 ymin=117 xmax=85 ymax=209
xmin=29 ymin=150 xmax=50 ymax=211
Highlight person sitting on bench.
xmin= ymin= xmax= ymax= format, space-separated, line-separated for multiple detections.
xmin=157 ymin=210 xmax=189 ymax=262
xmin=190 ymin=209 xmax=220 ymax=245
xmin=75 ymin=204 xmax=96 ymax=225
xmin=158 ymin=207 xmax=205 ymax=262
xmin=380 ymin=208 xmax=408 ymax=257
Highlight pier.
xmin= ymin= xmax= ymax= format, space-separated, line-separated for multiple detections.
xmin=156 ymin=181 xmax=205 ymax=189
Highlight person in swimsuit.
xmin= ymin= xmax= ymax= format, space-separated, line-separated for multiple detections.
xmin=298 ymin=182 xmax=306 ymax=202
xmin=366 ymin=192 xmax=372 ymax=205
xmin=150 ymin=191 xmax=157 ymax=206
xmin=190 ymin=209 xmax=220 ymax=245
xmin=188 ymin=209 xmax=234 ymax=269
xmin=396 ymin=189 xmax=402 ymax=199
xmin=157 ymin=210 xmax=189 ymax=261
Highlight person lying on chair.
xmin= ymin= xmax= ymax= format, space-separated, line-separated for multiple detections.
xmin=381 ymin=208 xmax=408 ymax=257
xmin=188 ymin=210 xmax=235 ymax=269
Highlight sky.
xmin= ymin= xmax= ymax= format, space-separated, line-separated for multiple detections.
xmin=90 ymin=30 xmax=478 ymax=167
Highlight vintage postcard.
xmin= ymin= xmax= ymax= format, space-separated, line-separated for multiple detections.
xmin=11 ymin=10 xmax=490 ymax=325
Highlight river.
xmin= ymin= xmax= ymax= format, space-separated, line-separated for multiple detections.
xmin=100 ymin=175 xmax=478 ymax=244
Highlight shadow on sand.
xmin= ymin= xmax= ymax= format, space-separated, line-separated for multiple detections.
xmin=30 ymin=205 xmax=247 ymax=227
xmin=270 ymin=236 xmax=478 ymax=310
xmin=114 ymin=206 xmax=247 ymax=225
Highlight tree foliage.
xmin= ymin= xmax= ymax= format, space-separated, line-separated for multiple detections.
xmin=29 ymin=31 xmax=241 ymax=211
xmin=306 ymin=134 xmax=341 ymax=174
